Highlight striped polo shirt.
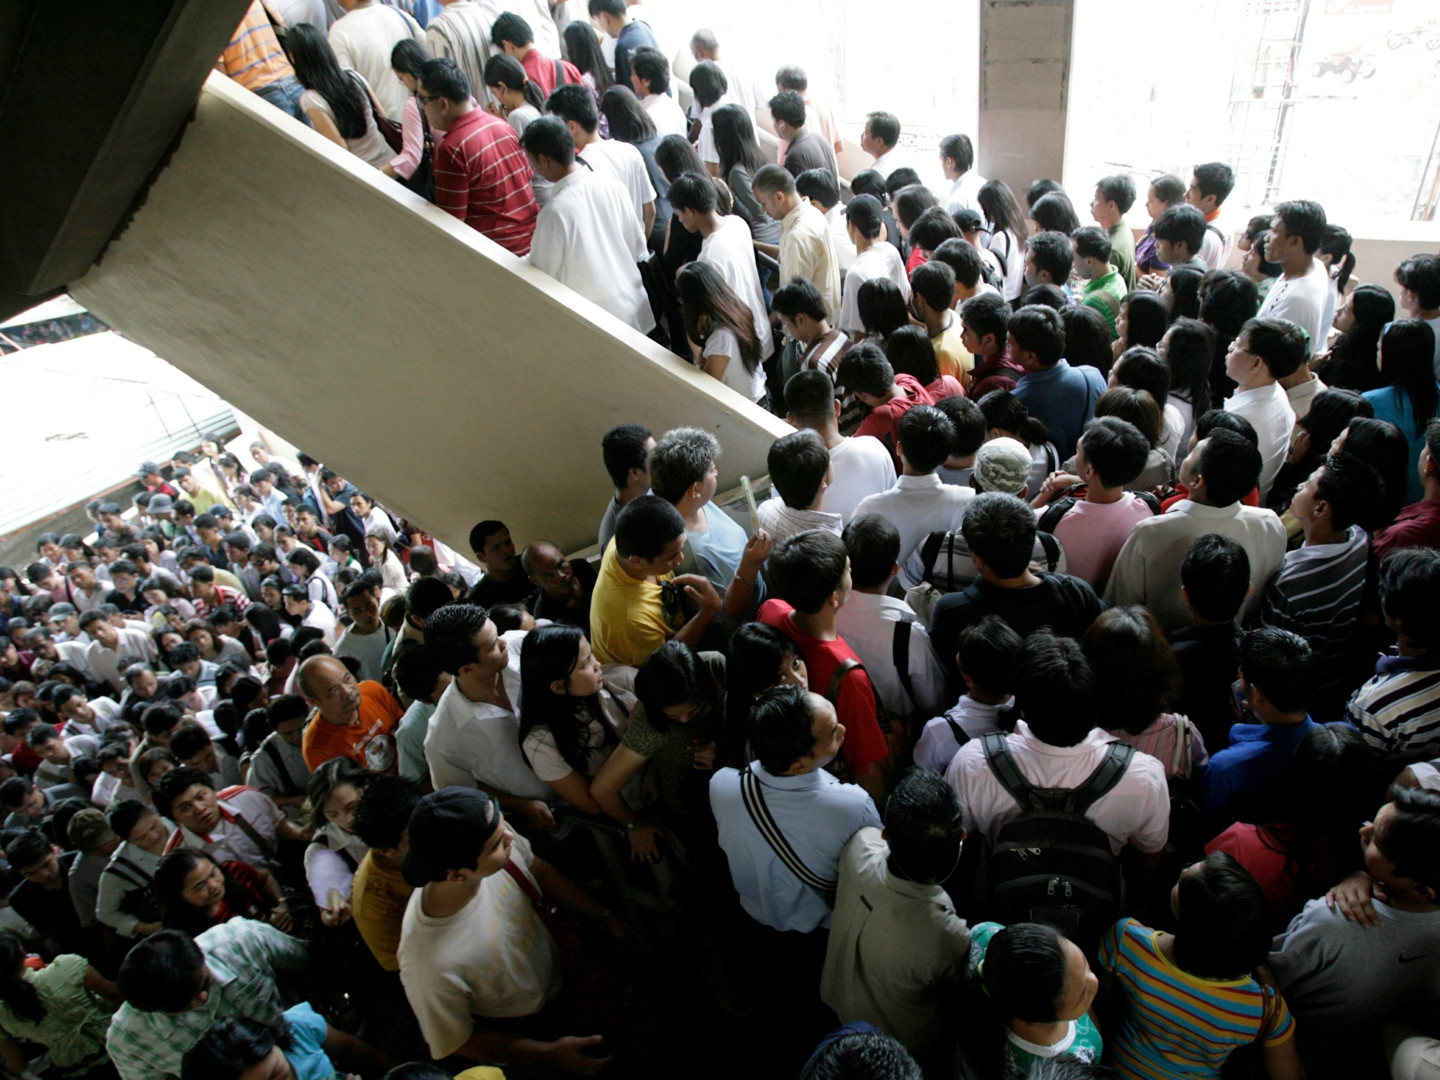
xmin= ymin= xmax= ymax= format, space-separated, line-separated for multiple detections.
xmin=1258 ymin=525 xmax=1369 ymax=687
xmin=1099 ymin=918 xmax=1295 ymax=1080
xmin=433 ymin=108 xmax=538 ymax=256
xmin=1346 ymin=651 xmax=1440 ymax=758
xmin=218 ymin=2 xmax=294 ymax=93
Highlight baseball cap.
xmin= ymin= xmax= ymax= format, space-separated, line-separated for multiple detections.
xmin=953 ymin=208 xmax=985 ymax=233
xmin=96 ymin=502 xmax=121 ymax=516
xmin=67 ymin=809 xmax=117 ymax=854
xmin=972 ymin=437 xmax=1034 ymax=495
xmin=401 ymin=788 xmax=502 ymax=887
xmin=171 ymin=466 xmax=192 ymax=479
xmin=845 ymin=194 xmax=884 ymax=235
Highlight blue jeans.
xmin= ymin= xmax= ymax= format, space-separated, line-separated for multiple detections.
xmin=254 ymin=75 xmax=310 ymax=126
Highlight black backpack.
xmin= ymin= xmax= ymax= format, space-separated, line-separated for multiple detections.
xmin=981 ymin=732 xmax=1134 ymax=945
xmin=1036 ymin=485 xmax=1162 ymax=535
xmin=916 ymin=529 xmax=1062 ymax=593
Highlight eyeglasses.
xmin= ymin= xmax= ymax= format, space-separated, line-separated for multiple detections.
xmin=417 ymin=93 xmax=442 ymax=105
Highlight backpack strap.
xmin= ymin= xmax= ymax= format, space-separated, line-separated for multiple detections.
xmin=918 ymin=530 xmax=945 ymax=584
xmin=824 ymin=657 xmax=862 ymax=705
xmin=1036 ymin=496 xmax=1077 ymax=536
xmin=102 ymin=856 xmax=152 ymax=889
xmin=261 ymin=738 xmax=302 ymax=797
xmin=945 ymin=716 xmax=970 ymax=747
xmin=739 ymin=767 xmax=837 ymax=895
xmin=1137 ymin=491 xmax=1163 ymax=515
xmin=554 ymin=57 xmax=568 ymax=87
xmin=981 ymin=732 xmax=1042 ymax=811
xmin=1036 ymin=531 xmax=1062 ymax=573
xmin=1090 ymin=287 xmax=1121 ymax=319
xmin=1067 ymin=742 xmax=1136 ymax=815
xmin=892 ymin=620 xmax=919 ymax=713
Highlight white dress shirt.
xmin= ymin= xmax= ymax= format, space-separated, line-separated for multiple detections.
xmin=425 ymin=678 xmax=551 ymax=801
xmin=853 ymin=474 xmax=975 ymax=590
xmin=641 ymin=92 xmax=689 ymax=139
xmin=823 ymin=203 xmax=858 ymax=273
xmin=834 ymin=592 xmax=950 ymax=715
xmin=578 ymin=137 xmax=657 ymax=232
xmin=527 ymin=169 xmax=654 ymax=334
xmin=839 ymin=243 xmax=911 ymax=336
xmin=822 ymin=436 xmax=898 ymax=525
xmin=1258 ymin=257 xmax=1330 ymax=357
xmin=1225 ymin=381 xmax=1296 ymax=501
xmin=944 ymin=171 xmax=986 ymax=216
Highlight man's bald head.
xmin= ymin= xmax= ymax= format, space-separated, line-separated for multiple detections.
xmin=297 ymin=655 xmax=362 ymax=725
xmin=521 ymin=541 xmax=582 ymax=604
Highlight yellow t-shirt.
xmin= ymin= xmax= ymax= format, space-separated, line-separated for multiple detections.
xmin=351 ymin=851 xmax=412 ymax=972
xmin=931 ymin=321 xmax=974 ymax=386
xmin=588 ymin=540 xmax=681 ymax=668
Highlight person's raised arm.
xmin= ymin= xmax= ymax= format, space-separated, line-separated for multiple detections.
xmin=544 ymin=771 xmax=602 ymax=816
xmin=642 ymin=200 xmax=656 ymax=239
xmin=723 ymin=531 xmax=772 ymax=620
xmin=670 ymin=573 xmax=722 ymax=650
xmin=83 ymin=963 xmax=119 ymax=1003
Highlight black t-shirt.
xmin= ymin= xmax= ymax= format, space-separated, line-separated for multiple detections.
xmin=1170 ymin=623 xmax=1243 ymax=752
xmin=9 ymin=850 xmax=99 ymax=960
xmin=929 ymin=572 xmax=1107 ymax=685
xmin=467 ymin=572 xmax=536 ymax=611
xmin=782 ymin=127 xmax=838 ymax=183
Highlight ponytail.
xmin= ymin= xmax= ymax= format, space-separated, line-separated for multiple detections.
xmin=483 ymin=53 xmax=545 ymax=113
xmin=0 ymin=937 xmax=44 ymax=1025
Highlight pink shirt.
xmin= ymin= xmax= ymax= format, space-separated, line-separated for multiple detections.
xmin=1041 ymin=494 xmax=1156 ymax=592
xmin=944 ymin=721 xmax=1170 ymax=855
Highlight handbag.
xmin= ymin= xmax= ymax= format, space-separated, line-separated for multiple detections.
xmin=401 ymin=104 xmax=435 ymax=201
xmin=351 ymin=71 xmax=404 ymax=153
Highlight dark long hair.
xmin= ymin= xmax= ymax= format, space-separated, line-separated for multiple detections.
xmin=562 ymin=21 xmax=612 ymax=91
xmin=978 ymin=389 xmax=1052 ymax=448
xmin=655 ymin=134 xmax=706 ymax=185
xmin=1318 ymin=283 xmax=1393 ymax=392
xmin=1124 ymin=291 xmax=1169 ymax=350
xmin=1164 ymin=317 xmax=1214 ymax=416
xmin=599 ymin=85 xmax=656 ymax=144
xmin=0 ymin=936 xmax=43 ymax=1024
xmin=712 ymin=103 xmax=765 ymax=179
xmin=886 ymin=325 xmax=940 ymax=386
xmin=977 ymin=180 xmax=1028 ymax=247
xmin=1166 ymin=266 xmax=1204 ymax=321
xmin=390 ymin=38 xmax=429 ymax=81
xmin=484 ymin=53 xmax=545 ymax=111
xmin=1378 ymin=319 xmax=1439 ymax=437
xmin=1341 ymin=417 xmax=1412 ymax=529
xmin=720 ymin=627 xmax=794 ymax=767
xmin=1083 ymin=606 xmax=1181 ymax=735
xmin=154 ymin=849 xmax=266 ymax=935
xmin=284 ymin=23 xmax=367 ymax=140
xmin=1172 ymin=853 xmax=1274 ymax=980
xmin=518 ymin=625 xmax=617 ymax=776
xmin=678 ymin=262 xmax=761 ymax=375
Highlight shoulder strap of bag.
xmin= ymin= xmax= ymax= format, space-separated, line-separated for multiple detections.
xmin=892 ymin=620 xmax=919 ymax=713
xmin=230 ymin=811 xmax=280 ymax=864
xmin=103 ymin=856 xmax=152 ymax=888
xmin=1091 ymin=286 xmax=1121 ymax=319
xmin=554 ymin=57 xmax=568 ymax=87
xmin=1170 ymin=717 xmax=1190 ymax=777
xmin=1036 ymin=530 xmax=1062 ymax=573
xmin=918 ymin=530 xmax=945 ymax=583
xmin=1137 ymin=491 xmax=1163 ymax=515
xmin=739 ymin=767 xmax=837 ymax=894
xmin=1068 ymin=742 xmax=1136 ymax=815
xmin=824 ymin=657 xmax=862 ymax=705
xmin=261 ymin=738 xmax=302 ymax=797
xmin=1036 ymin=496 xmax=1077 ymax=536
xmin=945 ymin=715 xmax=970 ymax=747
xmin=981 ymin=731 xmax=1041 ymax=811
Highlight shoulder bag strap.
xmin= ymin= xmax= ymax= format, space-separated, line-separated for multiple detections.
xmin=1036 ymin=531 xmax=1062 ymax=573
xmin=230 ymin=811 xmax=280 ymax=864
xmin=103 ymin=856 xmax=152 ymax=888
xmin=945 ymin=716 xmax=970 ymax=747
xmin=824 ymin=657 xmax=862 ymax=705
xmin=981 ymin=731 xmax=1042 ymax=811
xmin=739 ymin=767 xmax=837 ymax=894
xmin=503 ymin=859 xmax=545 ymax=911
xmin=1036 ymin=495 xmax=1077 ymax=537
xmin=1091 ymin=286 xmax=1121 ymax=319
xmin=554 ymin=57 xmax=567 ymax=87
xmin=261 ymin=738 xmax=302 ymax=797
xmin=892 ymin=620 xmax=919 ymax=712
xmin=1171 ymin=717 xmax=1190 ymax=777
xmin=1068 ymin=742 xmax=1135 ymax=815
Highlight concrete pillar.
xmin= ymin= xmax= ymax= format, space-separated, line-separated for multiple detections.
xmin=977 ymin=0 xmax=1074 ymax=195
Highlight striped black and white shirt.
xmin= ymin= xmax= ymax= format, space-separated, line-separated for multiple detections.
xmin=1258 ymin=525 xmax=1369 ymax=688
xmin=1346 ymin=651 xmax=1440 ymax=759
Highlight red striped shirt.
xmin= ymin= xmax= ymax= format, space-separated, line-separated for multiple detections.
xmin=434 ymin=108 xmax=538 ymax=256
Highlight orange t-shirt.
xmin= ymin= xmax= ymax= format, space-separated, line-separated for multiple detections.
xmin=301 ymin=681 xmax=403 ymax=773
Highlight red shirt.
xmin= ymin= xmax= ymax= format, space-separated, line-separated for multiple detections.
xmin=519 ymin=48 xmax=583 ymax=99
xmin=853 ymin=374 xmax=934 ymax=472
xmin=1373 ymin=499 xmax=1440 ymax=561
xmin=1205 ymin=823 xmax=1343 ymax=928
xmin=758 ymin=599 xmax=890 ymax=780
xmin=434 ymin=108 xmax=539 ymax=256
xmin=1160 ymin=484 xmax=1260 ymax=512
xmin=968 ymin=350 xmax=1027 ymax=401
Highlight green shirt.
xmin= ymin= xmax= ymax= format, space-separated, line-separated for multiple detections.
xmin=1109 ymin=222 xmax=1137 ymax=289
xmin=967 ymin=922 xmax=1104 ymax=1080
xmin=618 ymin=653 xmax=726 ymax=813
xmin=1082 ymin=270 xmax=1128 ymax=339
xmin=106 ymin=917 xmax=308 ymax=1080
xmin=0 ymin=954 xmax=114 ymax=1075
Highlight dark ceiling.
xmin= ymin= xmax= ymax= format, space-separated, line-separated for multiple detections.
xmin=0 ymin=0 xmax=252 ymax=323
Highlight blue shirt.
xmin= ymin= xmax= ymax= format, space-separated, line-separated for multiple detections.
xmin=709 ymin=763 xmax=880 ymax=933
xmin=1363 ymin=385 xmax=1438 ymax=503
xmin=613 ymin=20 xmax=659 ymax=97
xmin=1012 ymin=359 xmax=1106 ymax=459
xmin=1198 ymin=718 xmax=1317 ymax=828
xmin=687 ymin=504 xmax=758 ymax=596
xmin=283 ymin=1003 xmax=336 ymax=1080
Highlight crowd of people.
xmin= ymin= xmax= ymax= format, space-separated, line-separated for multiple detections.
xmin=4 ymin=1 xmax=1440 ymax=1079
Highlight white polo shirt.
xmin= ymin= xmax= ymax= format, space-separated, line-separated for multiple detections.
xmin=853 ymin=474 xmax=975 ymax=590
xmin=945 ymin=721 xmax=1169 ymax=855
xmin=424 ymin=680 xmax=550 ymax=802
xmin=577 ymin=137 xmax=657 ymax=232
xmin=822 ymin=436 xmax=897 ymax=525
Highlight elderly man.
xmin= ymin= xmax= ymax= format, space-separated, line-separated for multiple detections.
xmin=521 ymin=541 xmax=598 ymax=629
xmin=297 ymin=654 xmax=403 ymax=773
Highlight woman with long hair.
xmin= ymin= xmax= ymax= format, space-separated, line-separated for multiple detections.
xmin=302 ymin=758 xmax=374 ymax=926
xmin=712 ymin=103 xmax=780 ymax=244
xmin=1265 ymin=388 xmax=1373 ymax=514
xmin=1315 ymin=282 xmax=1394 ymax=392
xmin=1099 ymin=854 xmax=1304 ymax=1080
xmin=1241 ymin=231 xmax=1284 ymax=302
xmin=654 ymin=135 xmax=709 ymax=353
xmin=1363 ymin=319 xmax=1439 ymax=503
xmin=562 ymin=20 xmax=611 ymax=134
xmin=363 ymin=530 xmax=409 ymax=594
xmin=1086 ymin=606 xmax=1208 ymax=779
xmin=1160 ymin=316 xmax=1214 ymax=460
xmin=1062 ymin=304 xmax=1116 ymax=379
xmin=1113 ymin=290 xmax=1170 ymax=364
xmin=886 ymin=325 xmax=965 ymax=401
xmin=721 ymin=624 xmax=807 ymax=769
xmin=856 ymin=277 xmax=911 ymax=344
xmin=140 ymin=576 xmax=197 ymax=624
xmin=154 ymin=848 xmax=288 ymax=934
xmin=1029 ymin=190 xmax=1081 ymax=235
xmin=519 ymin=624 xmax=633 ymax=816
xmin=592 ymin=641 xmax=727 ymax=862
xmin=0 ymin=935 xmax=115 ymax=1078
xmin=677 ymin=261 xmax=766 ymax=402
xmin=977 ymin=179 xmax=1029 ymax=301
xmin=1318 ymin=224 xmax=1355 ymax=340
xmin=1332 ymin=416 xmax=1413 ymax=530
xmin=601 ymin=86 xmax=669 ymax=251
xmin=1136 ymin=174 xmax=1185 ymax=276
xmin=978 ymin=390 xmax=1060 ymax=498
xmin=284 ymin=23 xmax=392 ymax=169
xmin=382 ymin=38 xmax=431 ymax=187
xmin=1163 ymin=265 xmax=1204 ymax=321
